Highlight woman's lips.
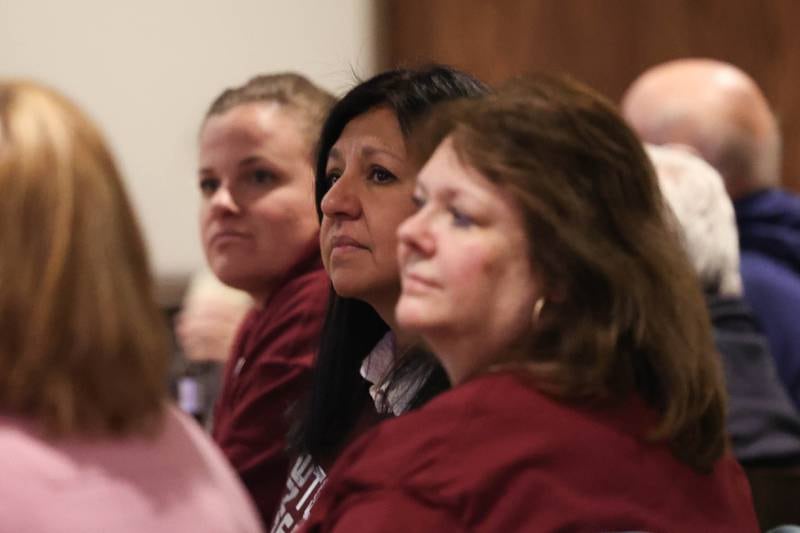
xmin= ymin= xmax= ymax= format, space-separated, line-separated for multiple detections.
xmin=329 ymin=235 xmax=368 ymax=256
xmin=401 ymin=271 xmax=439 ymax=293
xmin=210 ymin=230 xmax=251 ymax=247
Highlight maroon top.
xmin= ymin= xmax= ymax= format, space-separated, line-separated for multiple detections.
xmin=213 ymin=247 xmax=328 ymax=527
xmin=300 ymin=372 xmax=760 ymax=533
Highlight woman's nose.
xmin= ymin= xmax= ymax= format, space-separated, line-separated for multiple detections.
xmin=209 ymin=185 xmax=240 ymax=215
xmin=320 ymin=172 xmax=361 ymax=220
xmin=397 ymin=208 xmax=435 ymax=261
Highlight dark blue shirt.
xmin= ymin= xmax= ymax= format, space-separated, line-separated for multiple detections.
xmin=736 ymin=189 xmax=800 ymax=409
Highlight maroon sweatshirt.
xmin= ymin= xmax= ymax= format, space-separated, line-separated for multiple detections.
xmin=300 ymin=372 xmax=759 ymax=532
xmin=213 ymin=249 xmax=328 ymax=527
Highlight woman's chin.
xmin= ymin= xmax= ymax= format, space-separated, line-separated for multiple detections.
xmin=329 ymin=276 xmax=372 ymax=301
xmin=396 ymin=300 xmax=436 ymax=333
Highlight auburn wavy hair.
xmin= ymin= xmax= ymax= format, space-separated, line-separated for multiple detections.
xmin=411 ymin=74 xmax=727 ymax=472
xmin=0 ymin=81 xmax=169 ymax=437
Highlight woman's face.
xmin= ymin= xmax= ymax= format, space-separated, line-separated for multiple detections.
xmin=319 ymin=106 xmax=417 ymax=318
xmin=396 ymin=138 xmax=540 ymax=383
xmin=198 ymin=102 xmax=319 ymax=303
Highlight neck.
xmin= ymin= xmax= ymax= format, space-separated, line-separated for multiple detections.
xmin=425 ymin=329 xmax=521 ymax=386
xmin=367 ymin=288 xmax=401 ymax=332
xmin=248 ymin=243 xmax=320 ymax=309
xmin=246 ymin=286 xmax=272 ymax=309
xmin=421 ymin=331 xmax=474 ymax=386
xmin=368 ymin=291 xmax=417 ymax=355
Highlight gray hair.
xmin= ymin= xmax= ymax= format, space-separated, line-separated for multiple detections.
xmin=646 ymin=143 xmax=743 ymax=296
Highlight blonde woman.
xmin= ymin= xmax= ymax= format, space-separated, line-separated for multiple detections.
xmin=197 ymin=74 xmax=334 ymax=526
xmin=0 ymin=81 xmax=262 ymax=533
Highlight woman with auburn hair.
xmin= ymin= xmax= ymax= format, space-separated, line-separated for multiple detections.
xmin=0 ymin=80 xmax=262 ymax=533
xmin=300 ymin=76 xmax=759 ymax=532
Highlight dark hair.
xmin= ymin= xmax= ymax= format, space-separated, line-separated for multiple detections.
xmin=203 ymin=72 xmax=335 ymax=150
xmin=290 ymin=65 xmax=488 ymax=461
xmin=411 ymin=74 xmax=727 ymax=471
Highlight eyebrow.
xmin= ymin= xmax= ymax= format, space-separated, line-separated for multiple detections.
xmin=238 ymin=155 xmax=264 ymax=168
xmin=198 ymin=155 xmax=270 ymax=176
xmin=327 ymin=147 xmax=343 ymax=164
xmin=327 ymin=144 xmax=404 ymax=165
xmin=418 ymin=179 xmax=456 ymax=200
xmin=425 ymin=181 xmax=490 ymax=209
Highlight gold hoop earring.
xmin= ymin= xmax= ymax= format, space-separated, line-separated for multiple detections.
xmin=533 ymin=297 xmax=546 ymax=323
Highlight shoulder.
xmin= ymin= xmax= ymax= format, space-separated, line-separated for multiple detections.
xmin=741 ymin=251 xmax=800 ymax=291
xmin=318 ymin=374 xmax=759 ymax=531
xmin=162 ymin=407 xmax=262 ymax=510
xmin=736 ymin=188 xmax=800 ymax=221
xmin=0 ymin=408 xmax=263 ymax=532
xmin=0 ymin=416 xmax=75 ymax=485
xmin=324 ymin=373 xmax=585 ymax=493
xmin=328 ymin=371 xmax=691 ymax=494
xmin=268 ymin=261 xmax=330 ymax=321
xmin=770 ymin=188 xmax=800 ymax=213
xmin=235 ymin=260 xmax=328 ymax=367
xmin=740 ymin=251 xmax=800 ymax=331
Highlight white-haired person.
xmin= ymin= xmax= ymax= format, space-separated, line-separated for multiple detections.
xmin=648 ymin=143 xmax=800 ymax=530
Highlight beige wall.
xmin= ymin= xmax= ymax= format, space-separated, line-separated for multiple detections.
xmin=0 ymin=0 xmax=377 ymax=296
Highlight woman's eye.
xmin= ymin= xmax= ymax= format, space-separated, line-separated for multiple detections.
xmin=450 ymin=207 xmax=474 ymax=228
xmin=199 ymin=177 xmax=219 ymax=196
xmin=411 ymin=194 xmax=426 ymax=210
xmin=369 ymin=166 xmax=396 ymax=184
xmin=251 ymin=169 xmax=274 ymax=184
xmin=325 ymin=170 xmax=341 ymax=186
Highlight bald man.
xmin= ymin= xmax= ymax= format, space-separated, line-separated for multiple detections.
xmin=622 ymin=59 xmax=800 ymax=411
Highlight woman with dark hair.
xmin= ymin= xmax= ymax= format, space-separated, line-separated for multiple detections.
xmin=271 ymin=66 xmax=487 ymax=532
xmin=299 ymin=76 xmax=760 ymax=532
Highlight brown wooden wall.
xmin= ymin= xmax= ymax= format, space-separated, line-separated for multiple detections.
xmin=380 ymin=0 xmax=800 ymax=191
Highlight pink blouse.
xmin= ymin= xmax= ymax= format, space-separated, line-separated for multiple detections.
xmin=0 ymin=405 xmax=263 ymax=533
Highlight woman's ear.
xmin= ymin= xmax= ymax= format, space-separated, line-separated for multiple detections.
xmin=547 ymin=281 xmax=568 ymax=304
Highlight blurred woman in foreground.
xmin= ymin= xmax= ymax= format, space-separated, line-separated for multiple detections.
xmin=300 ymin=76 xmax=759 ymax=532
xmin=0 ymin=80 xmax=262 ymax=533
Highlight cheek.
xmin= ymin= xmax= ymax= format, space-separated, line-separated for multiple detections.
xmin=250 ymin=191 xmax=303 ymax=229
xmin=199 ymin=203 xmax=212 ymax=237
xmin=376 ymin=227 xmax=400 ymax=263
xmin=289 ymin=183 xmax=319 ymax=219
xmin=284 ymin=186 xmax=319 ymax=227
xmin=319 ymin=217 xmax=335 ymax=273
xmin=373 ymin=201 xmax=416 ymax=259
xmin=319 ymin=217 xmax=333 ymax=250
xmin=445 ymin=245 xmax=504 ymax=298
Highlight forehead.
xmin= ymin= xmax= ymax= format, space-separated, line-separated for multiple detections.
xmin=200 ymin=102 xmax=307 ymax=154
xmin=331 ymin=106 xmax=405 ymax=155
xmin=418 ymin=138 xmax=492 ymax=193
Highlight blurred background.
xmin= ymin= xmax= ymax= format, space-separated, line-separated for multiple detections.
xmin=2 ymin=0 xmax=798 ymax=302
xmin=0 ymin=0 xmax=379 ymax=304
